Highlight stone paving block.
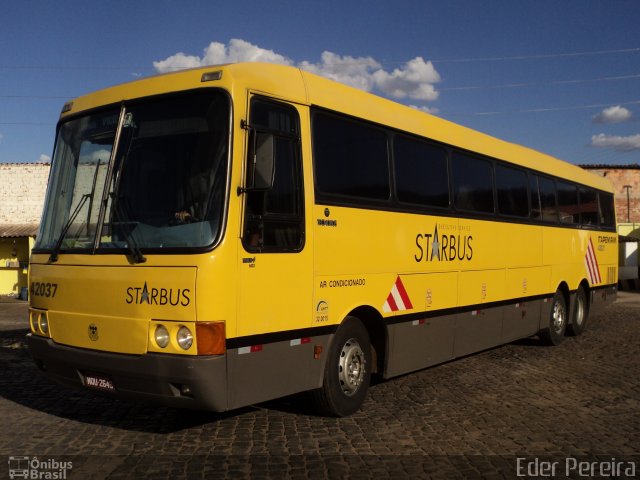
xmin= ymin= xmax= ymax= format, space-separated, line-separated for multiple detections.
xmin=1 ymin=295 xmax=639 ymax=478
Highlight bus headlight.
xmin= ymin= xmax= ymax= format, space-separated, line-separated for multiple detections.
xmin=29 ymin=311 xmax=38 ymax=333
xmin=38 ymin=313 xmax=49 ymax=335
xmin=155 ymin=325 xmax=170 ymax=348
xmin=176 ymin=326 xmax=193 ymax=350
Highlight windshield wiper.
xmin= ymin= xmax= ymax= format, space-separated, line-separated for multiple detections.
xmin=85 ymin=159 xmax=102 ymax=236
xmin=105 ymin=113 xmax=146 ymax=264
xmin=112 ymin=196 xmax=146 ymax=264
xmin=48 ymin=194 xmax=90 ymax=263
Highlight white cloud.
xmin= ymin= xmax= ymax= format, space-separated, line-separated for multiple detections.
xmin=409 ymin=104 xmax=439 ymax=115
xmin=153 ymin=52 xmax=202 ymax=73
xmin=153 ymin=39 xmax=440 ymax=108
xmin=592 ymin=105 xmax=633 ymax=124
xmin=591 ymin=133 xmax=640 ymax=151
xmin=153 ymin=39 xmax=292 ymax=73
xmin=299 ymin=51 xmax=381 ymax=91
xmin=204 ymin=39 xmax=292 ymax=66
xmin=39 ymin=154 xmax=51 ymax=163
xmin=0 ymin=133 xmax=3 ymax=144
xmin=373 ymin=57 xmax=440 ymax=101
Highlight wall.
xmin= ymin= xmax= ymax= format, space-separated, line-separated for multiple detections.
xmin=582 ymin=166 xmax=640 ymax=224
xmin=0 ymin=163 xmax=50 ymax=295
xmin=0 ymin=237 xmax=29 ymax=294
xmin=0 ymin=163 xmax=50 ymax=224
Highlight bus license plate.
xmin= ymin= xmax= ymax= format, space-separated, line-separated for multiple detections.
xmin=84 ymin=373 xmax=115 ymax=391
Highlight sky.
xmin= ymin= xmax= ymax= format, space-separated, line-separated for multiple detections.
xmin=1 ymin=0 xmax=639 ymax=166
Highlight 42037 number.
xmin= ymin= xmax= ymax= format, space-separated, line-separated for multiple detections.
xmin=30 ymin=282 xmax=58 ymax=298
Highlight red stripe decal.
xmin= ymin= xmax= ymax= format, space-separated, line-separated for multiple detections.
xmin=386 ymin=293 xmax=398 ymax=312
xmin=590 ymin=238 xmax=601 ymax=282
xmin=395 ymin=277 xmax=413 ymax=309
xmin=585 ymin=238 xmax=601 ymax=284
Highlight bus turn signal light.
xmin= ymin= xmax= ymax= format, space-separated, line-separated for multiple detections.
xmin=196 ymin=322 xmax=226 ymax=355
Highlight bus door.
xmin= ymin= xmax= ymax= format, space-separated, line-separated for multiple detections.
xmin=232 ymin=96 xmax=314 ymax=406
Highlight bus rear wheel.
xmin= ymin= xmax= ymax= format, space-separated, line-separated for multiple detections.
xmin=311 ymin=317 xmax=371 ymax=417
xmin=540 ymin=290 xmax=567 ymax=346
xmin=566 ymin=286 xmax=588 ymax=336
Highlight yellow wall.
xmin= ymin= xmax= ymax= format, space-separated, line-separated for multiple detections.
xmin=618 ymin=223 xmax=640 ymax=238
xmin=0 ymin=237 xmax=30 ymax=295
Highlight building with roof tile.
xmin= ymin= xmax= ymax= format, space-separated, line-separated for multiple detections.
xmin=0 ymin=163 xmax=50 ymax=296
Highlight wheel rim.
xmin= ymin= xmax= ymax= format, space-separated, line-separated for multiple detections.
xmin=552 ymin=300 xmax=566 ymax=334
xmin=575 ymin=294 xmax=585 ymax=327
xmin=338 ymin=338 xmax=366 ymax=396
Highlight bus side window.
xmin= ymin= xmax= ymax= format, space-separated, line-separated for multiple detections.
xmin=579 ymin=187 xmax=599 ymax=226
xmin=394 ymin=135 xmax=449 ymax=208
xmin=451 ymin=152 xmax=494 ymax=213
xmin=242 ymin=99 xmax=304 ymax=253
xmin=495 ymin=164 xmax=529 ymax=217
xmin=599 ymin=192 xmax=616 ymax=228
xmin=313 ymin=112 xmax=390 ymax=201
xmin=538 ymin=176 xmax=558 ymax=223
xmin=530 ymin=174 xmax=542 ymax=220
xmin=557 ymin=181 xmax=579 ymax=224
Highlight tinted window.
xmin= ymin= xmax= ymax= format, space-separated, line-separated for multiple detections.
xmin=101 ymin=92 xmax=229 ymax=250
xmin=496 ymin=164 xmax=529 ymax=217
xmin=530 ymin=175 xmax=542 ymax=220
xmin=313 ymin=112 xmax=389 ymax=200
xmin=538 ymin=176 xmax=558 ymax=223
xmin=599 ymin=192 xmax=616 ymax=227
xmin=579 ymin=188 xmax=599 ymax=226
xmin=452 ymin=152 xmax=494 ymax=213
xmin=243 ymin=99 xmax=304 ymax=252
xmin=251 ymin=100 xmax=298 ymax=133
xmin=394 ymin=136 xmax=449 ymax=208
xmin=557 ymin=181 xmax=579 ymax=224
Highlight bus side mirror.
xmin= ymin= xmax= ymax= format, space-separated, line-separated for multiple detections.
xmin=248 ymin=132 xmax=275 ymax=191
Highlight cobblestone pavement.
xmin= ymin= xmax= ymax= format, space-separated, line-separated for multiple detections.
xmin=0 ymin=294 xmax=639 ymax=479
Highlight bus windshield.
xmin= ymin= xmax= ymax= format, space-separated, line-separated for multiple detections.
xmin=36 ymin=90 xmax=230 ymax=254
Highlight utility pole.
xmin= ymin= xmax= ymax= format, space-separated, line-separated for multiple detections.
xmin=623 ymin=185 xmax=632 ymax=223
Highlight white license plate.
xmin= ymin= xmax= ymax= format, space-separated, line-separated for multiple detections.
xmin=84 ymin=373 xmax=115 ymax=391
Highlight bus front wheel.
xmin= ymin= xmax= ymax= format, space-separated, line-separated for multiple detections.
xmin=540 ymin=290 xmax=567 ymax=346
xmin=311 ymin=317 xmax=372 ymax=417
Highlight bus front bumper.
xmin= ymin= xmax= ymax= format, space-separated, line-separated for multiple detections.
xmin=26 ymin=333 xmax=228 ymax=412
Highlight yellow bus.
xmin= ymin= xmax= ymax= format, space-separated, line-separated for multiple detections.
xmin=27 ymin=62 xmax=617 ymax=416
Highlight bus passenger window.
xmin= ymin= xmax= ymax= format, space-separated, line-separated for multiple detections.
xmin=538 ymin=177 xmax=558 ymax=223
xmin=599 ymin=192 xmax=616 ymax=228
xmin=557 ymin=181 xmax=579 ymax=224
xmin=530 ymin=175 xmax=542 ymax=220
xmin=394 ymin=135 xmax=449 ymax=208
xmin=579 ymin=188 xmax=599 ymax=226
xmin=313 ymin=112 xmax=390 ymax=201
xmin=452 ymin=152 xmax=494 ymax=213
xmin=496 ymin=164 xmax=528 ymax=217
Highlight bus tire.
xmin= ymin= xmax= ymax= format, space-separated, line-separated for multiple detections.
xmin=540 ymin=290 xmax=567 ymax=346
xmin=566 ymin=286 xmax=588 ymax=336
xmin=311 ymin=317 xmax=371 ymax=417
